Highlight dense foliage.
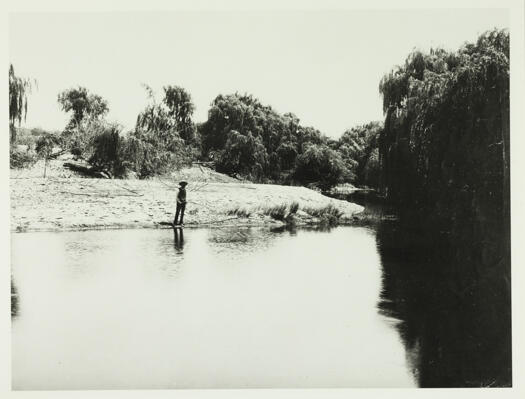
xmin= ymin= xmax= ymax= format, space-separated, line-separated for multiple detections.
xmin=334 ymin=121 xmax=383 ymax=187
xmin=294 ymin=144 xmax=346 ymax=191
xmin=378 ymin=29 xmax=509 ymax=213
xmin=215 ymin=130 xmax=268 ymax=180
xmin=199 ymin=93 xmax=347 ymax=187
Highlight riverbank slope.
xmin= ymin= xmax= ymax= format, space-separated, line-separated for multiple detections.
xmin=10 ymin=165 xmax=363 ymax=232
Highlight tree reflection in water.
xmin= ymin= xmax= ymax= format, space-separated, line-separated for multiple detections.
xmin=11 ymin=277 xmax=19 ymax=318
xmin=376 ymin=220 xmax=511 ymax=387
xmin=173 ymin=227 xmax=184 ymax=253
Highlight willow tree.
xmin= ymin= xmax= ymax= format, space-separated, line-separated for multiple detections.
xmin=128 ymin=84 xmax=195 ymax=177
xmin=163 ymin=85 xmax=196 ymax=142
xmin=378 ymin=28 xmax=510 ymax=295
xmin=378 ymin=28 xmax=509 ymax=212
xmin=9 ymin=64 xmax=34 ymax=143
xmin=215 ymin=130 xmax=269 ymax=180
xmin=198 ymin=92 xmax=338 ymax=183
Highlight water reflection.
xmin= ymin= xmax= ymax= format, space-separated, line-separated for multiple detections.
xmin=11 ymin=277 xmax=19 ymax=318
xmin=173 ymin=228 xmax=184 ymax=253
xmin=206 ymin=227 xmax=279 ymax=259
xmin=376 ymin=220 xmax=512 ymax=387
xmin=11 ymin=226 xmax=415 ymax=389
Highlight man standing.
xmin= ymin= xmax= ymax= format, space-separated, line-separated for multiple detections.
xmin=174 ymin=181 xmax=188 ymax=227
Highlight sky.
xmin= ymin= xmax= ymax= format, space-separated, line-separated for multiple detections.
xmin=9 ymin=9 xmax=509 ymax=138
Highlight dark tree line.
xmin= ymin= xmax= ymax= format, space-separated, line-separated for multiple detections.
xmin=378 ymin=28 xmax=509 ymax=239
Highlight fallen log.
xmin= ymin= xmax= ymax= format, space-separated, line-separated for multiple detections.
xmin=63 ymin=161 xmax=111 ymax=179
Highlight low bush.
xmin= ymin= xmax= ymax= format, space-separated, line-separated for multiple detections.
xmin=89 ymin=125 xmax=127 ymax=177
xmin=122 ymin=131 xmax=192 ymax=179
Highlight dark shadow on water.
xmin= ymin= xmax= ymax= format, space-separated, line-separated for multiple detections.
xmin=173 ymin=228 xmax=184 ymax=253
xmin=269 ymin=225 xmax=332 ymax=235
xmin=375 ymin=219 xmax=511 ymax=387
xmin=11 ymin=277 xmax=19 ymax=318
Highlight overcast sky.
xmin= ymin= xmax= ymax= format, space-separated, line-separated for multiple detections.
xmin=9 ymin=9 xmax=508 ymax=138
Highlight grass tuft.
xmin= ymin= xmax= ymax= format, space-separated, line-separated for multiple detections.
xmin=227 ymin=207 xmax=252 ymax=218
xmin=263 ymin=204 xmax=288 ymax=221
xmin=262 ymin=202 xmax=301 ymax=222
xmin=303 ymin=204 xmax=344 ymax=226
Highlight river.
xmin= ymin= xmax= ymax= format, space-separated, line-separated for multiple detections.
xmin=10 ymin=221 xmax=511 ymax=389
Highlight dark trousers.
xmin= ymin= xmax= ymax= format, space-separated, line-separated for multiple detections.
xmin=174 ymin=202 xmax=186 ymax=225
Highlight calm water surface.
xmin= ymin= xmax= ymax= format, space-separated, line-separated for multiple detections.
xmin=11 ymin=225 xmax=418 ymax=389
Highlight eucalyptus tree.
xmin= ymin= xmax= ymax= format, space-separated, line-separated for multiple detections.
xmin=9 ymin=64 xmax=35 ymax=143
xmin=57 ymin=87 xmax=109 ymax=157
xmin=57 ymin=86 xmax=109 ymax=129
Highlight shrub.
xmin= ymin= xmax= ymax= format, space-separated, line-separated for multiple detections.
xmin=13 ymin=127 xmax=37 ymax=148
xmin=89 ymin=125 xmax=127 ymax=177
xmin=121 ymin=130 xmax=192 ymax=179
xmin=60 ymin=117 xmax=106 ymax=160
xmin=10 ymin=146 xmax=37 ymax=169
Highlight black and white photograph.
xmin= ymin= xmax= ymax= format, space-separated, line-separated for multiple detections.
xmin=3 ymin=0 xmax=525 ymax=396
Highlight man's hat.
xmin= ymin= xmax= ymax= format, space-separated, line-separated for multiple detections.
xmin=179 ymin=181 xmax=188 ymax=187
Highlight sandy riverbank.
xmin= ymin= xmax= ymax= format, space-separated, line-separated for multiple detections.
xmin=10 ymin=164 xmax=364 ymax=233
